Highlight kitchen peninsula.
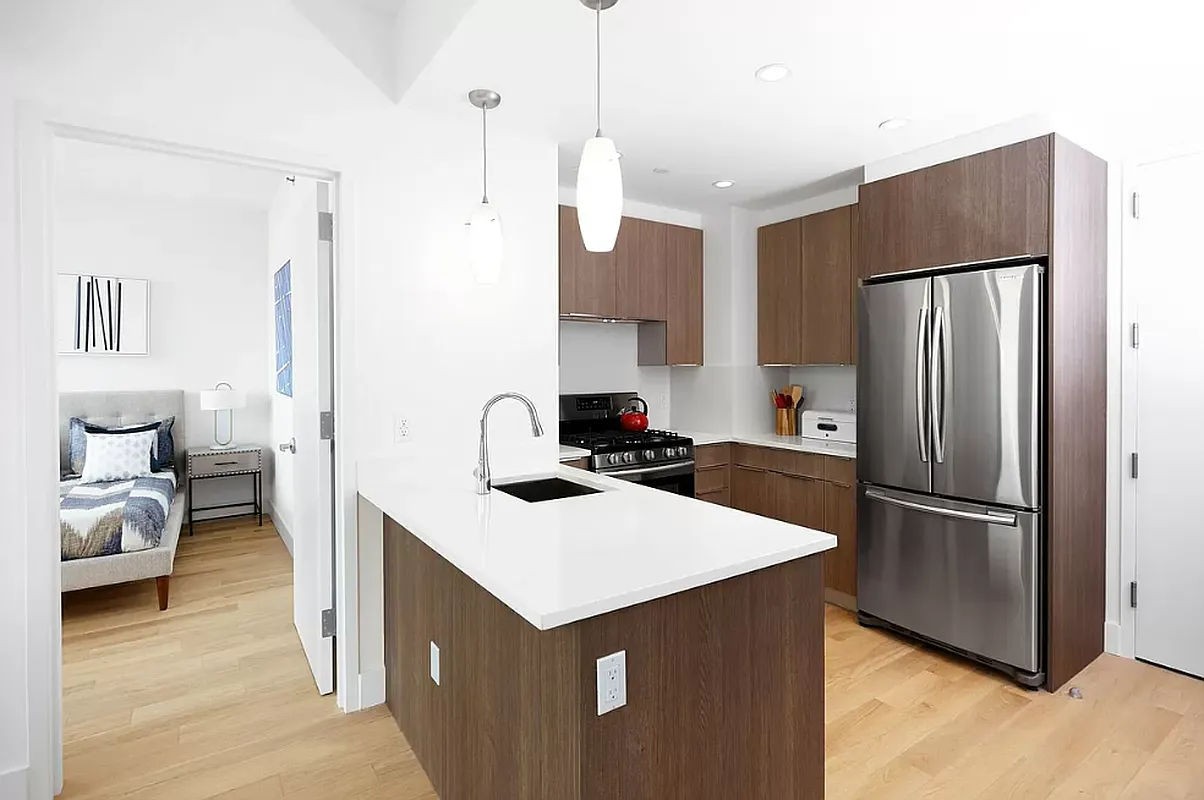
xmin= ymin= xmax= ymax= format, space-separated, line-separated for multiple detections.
xmin=359 ymin=463 xmax=836 ymax=799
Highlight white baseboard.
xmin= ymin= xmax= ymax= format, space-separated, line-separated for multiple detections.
xmin=267 ymin=502 xmax=294 ymax=557
xmin=359 ymin=667 xmax=386 ymax=710
xmin=0 ymin=765 xmax=28 ymax=800
xmin=1105 ymin=621 xmax=1123 ymax=656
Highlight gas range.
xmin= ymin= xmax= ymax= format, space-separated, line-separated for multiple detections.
xmin=559 ymin=392 xmax=696 ymax=495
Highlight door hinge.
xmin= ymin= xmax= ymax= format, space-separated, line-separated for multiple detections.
xmin=321 ymin=608 xmax=336 ymax=638
xmin=1130 ymin=581 xmax=1138 ymax=609
xmin=1132 ymin=191 xmax=1141 ymax=219
xmin=1130 ymin=452 xmax=1139 ymax=479
xmin=320 ymin=410 xmax=335 ymax=441
xmin=318 ymin=211 xmax=334 ymax=243
xmin=1130 ymin=322 xmax=1140 ymax=349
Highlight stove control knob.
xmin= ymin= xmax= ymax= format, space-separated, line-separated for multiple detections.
xmin=674 ymin=447 xmax=688 ymax=458
xmin=643 ymin=449 xmax=657 ymax=461
xmin=607 ymin=453 xmax=620 ymax=466
xmin=622 ymin=452 xmax=636 ymax=464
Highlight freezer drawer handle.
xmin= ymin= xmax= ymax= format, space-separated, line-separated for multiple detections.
xmin=864 ymin=487 xmax=1018 ymax=527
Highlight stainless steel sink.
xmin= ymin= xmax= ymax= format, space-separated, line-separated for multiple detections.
xmin=493 ymin=477 xmax=602 ymax=503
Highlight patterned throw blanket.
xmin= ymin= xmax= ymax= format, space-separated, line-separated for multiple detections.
xmin=59 ymin=473 xmax=177 ymax=560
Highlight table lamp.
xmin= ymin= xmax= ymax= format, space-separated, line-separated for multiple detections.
xmin=199 ymin=382 xmax=247 ymax=449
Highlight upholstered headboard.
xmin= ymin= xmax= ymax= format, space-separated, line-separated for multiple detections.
xmin=58 ymin=390 xmax=187 ymax=476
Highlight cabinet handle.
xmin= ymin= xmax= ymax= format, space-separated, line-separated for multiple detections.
xmin=213 ymin=460 xmax=239 ymax=466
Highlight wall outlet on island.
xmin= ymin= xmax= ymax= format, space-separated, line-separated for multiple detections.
xmin=429 ymin=641 xmax=440 ymax=685
xmin=596 ymin=650 xmax=627 ymax=715
xmin=393 ymin=415 xmax=411 ymax=444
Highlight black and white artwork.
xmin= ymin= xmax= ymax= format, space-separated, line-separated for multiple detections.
xmin=56 ymin=274 xmax=150 ymax=355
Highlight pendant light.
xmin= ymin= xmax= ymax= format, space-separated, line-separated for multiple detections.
xmin=467 ymin=89 xmax=503 ymax=284
xmin=575 ymin=0 xmax=623 ymax=253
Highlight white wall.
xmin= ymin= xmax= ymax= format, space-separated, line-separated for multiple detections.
xmin=53 ymin=188 xmax=272 ymax=516
xmin=558 ymin=322 xmax=671 ymax=427
xmin=788 ymin=366 xmax=857 ymax=413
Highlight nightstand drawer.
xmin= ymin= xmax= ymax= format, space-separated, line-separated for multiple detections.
xmin=190 ymin=450 xmax=261 ymax=476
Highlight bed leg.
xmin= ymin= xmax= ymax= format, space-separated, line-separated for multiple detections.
xmin=156 ymin=576 xmax=170 ymax=611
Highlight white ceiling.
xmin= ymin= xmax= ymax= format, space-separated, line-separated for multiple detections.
xmin=401 ymin=0 xmax=1204 ymax=211
xmin=53 ymin=138 xmax=289 ymax=212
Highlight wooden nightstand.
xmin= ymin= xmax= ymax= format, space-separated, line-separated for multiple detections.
xmin=186 ymin=445 xmax=263 ymax=535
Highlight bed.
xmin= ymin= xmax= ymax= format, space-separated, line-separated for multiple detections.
xmin=59 ymin=390 xmax=188 ymax=610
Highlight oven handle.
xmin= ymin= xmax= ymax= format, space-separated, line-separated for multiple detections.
xmin=601 ymin=461 xmax=696 ymax=478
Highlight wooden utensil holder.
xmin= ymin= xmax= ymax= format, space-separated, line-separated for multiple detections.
xmin=776 ymin=408 xmax=794 ymax=436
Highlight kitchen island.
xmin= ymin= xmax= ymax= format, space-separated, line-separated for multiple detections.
xmin=359 ymin=463 xmax=836 ymax=800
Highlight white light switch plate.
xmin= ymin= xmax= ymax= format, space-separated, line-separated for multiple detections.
xmin=430 ymin=641 xmax=440 ymax=685
xmin=596 ymin=650 xmax=627 ymax=715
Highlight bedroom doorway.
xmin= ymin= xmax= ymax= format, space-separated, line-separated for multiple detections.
xmin=17 ymin=113 xmax=359 ymax=797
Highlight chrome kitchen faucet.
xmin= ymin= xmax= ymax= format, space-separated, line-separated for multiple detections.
xmin=475 ymin=392 xmax=544 ymax=494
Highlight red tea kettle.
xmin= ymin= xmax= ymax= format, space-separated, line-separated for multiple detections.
xmin=619 ymin=397 xmax=649 ymax=432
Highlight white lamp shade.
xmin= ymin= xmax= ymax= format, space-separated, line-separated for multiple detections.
xmin=575 ymin=135 xmax=623 ymax=252
xmin=199 ymin=388 xmax=247 ymax=411
xmin=468 ymin=200 xmax=504 ymax=284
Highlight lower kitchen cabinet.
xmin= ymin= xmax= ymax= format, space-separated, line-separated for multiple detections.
xmin=563 ymin=457 xmax=590 ymax=470
xmin=822 ymin=481 xmax=857 ymax=601
xmin=731 ymin=465 xmax=773 ymax=517
xmin=774 ymin=472 xmax=824 ymax=530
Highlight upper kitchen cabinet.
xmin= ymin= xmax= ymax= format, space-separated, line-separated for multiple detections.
xmin=664 ymin=223 xmax=704 ymax=365
xmin=757 ymin=218 xmax=803 ymax=365
xmin=559 ymin=204 xmax=617 ymax=318
xmin=757 ymin=206 xmax=855 ymax=366
xmin=857 ymin=136 xmax=1051 ymax=277
xmin=615 ymin=216 xmax=667 ymax=321
xmin=800 ymin=205 xmax=854 ymax=365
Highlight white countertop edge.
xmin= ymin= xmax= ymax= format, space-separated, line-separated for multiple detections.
xmin=359 ymin=464 xmax=837 ymax=631
xmin=558 ymin=444 xmax=591 ymax=462
xmin=683 ymin=431 xmax=857 ymax=459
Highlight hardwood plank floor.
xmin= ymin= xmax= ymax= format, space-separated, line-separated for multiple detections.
xmin=63 ymin=522 xmax=1204 ymax=799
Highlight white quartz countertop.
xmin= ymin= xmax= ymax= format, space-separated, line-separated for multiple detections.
xmin=359 ymin=461 xmax=837 ymax=630
xmin=683 ymin=431 xmax=857 ymax=460
xmin=558 ymin=444 xmax=591 ymax=462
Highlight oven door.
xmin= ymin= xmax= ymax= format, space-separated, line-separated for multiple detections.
xmin=600 ymin=461 xmax=696 ymax=496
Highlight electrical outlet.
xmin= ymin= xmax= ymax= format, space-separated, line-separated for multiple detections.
xmin=596 ymin=650 xmax=627 ymax=715
xmin=393 ymin=415 xmax=411 ymax=444
xmin=430 ymin=641 xmax=440 ymax=685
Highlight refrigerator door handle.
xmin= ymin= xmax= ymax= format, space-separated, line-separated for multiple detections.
xmin=930 ymin=305 xmax=947 ymax=463
xmin=864 ymin=487 xmax=1018 ymax=527
xmin=915 ymin=306 xmax=930 ymax=464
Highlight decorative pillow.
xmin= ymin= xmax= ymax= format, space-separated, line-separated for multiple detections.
xmin=79 ymin=429 xmax=157 ymax=483
xmin=70 ymin=416 xmax=176 ymax=474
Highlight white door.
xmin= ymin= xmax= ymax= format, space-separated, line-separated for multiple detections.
xmin=272 ymin=177 xmax=335 ymax=694
xmin=1134 ymin=151 xmax=1204 ymax=679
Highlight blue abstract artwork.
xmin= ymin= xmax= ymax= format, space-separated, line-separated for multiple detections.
xmin=274 ymin=261 xmax=293 ymax=397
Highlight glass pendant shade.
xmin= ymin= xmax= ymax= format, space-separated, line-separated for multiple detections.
xmin=575 ymin=135 xmax=623 ymax=252
xmin=468 ymin=200 xmax=503 ymax=284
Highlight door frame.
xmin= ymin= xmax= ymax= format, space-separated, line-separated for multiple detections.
xmin=15 ymin=102 xmax=364 ymax=798
xmin=1119 ymin=145 xmax=1204 ymax=663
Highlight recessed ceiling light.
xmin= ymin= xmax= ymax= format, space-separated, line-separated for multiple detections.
xmin=878 ymin=117 xmax=909 ymax=130
xmin=652 ymin=167 xmax=670 ymax=175
xmin=755 ymin=63 xmax=791 ymax=82
xmin=712 ymin=180 xmax=735 ymax=189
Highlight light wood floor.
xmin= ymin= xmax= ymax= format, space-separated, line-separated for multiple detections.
xmin=62 ymin=517 xmax=1204 ymax=799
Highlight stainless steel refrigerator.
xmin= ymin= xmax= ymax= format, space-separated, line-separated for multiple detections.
xmin=857 ymin=261 xmax=1044 ymax=687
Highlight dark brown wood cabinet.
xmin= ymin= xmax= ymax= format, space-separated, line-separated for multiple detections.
xmin=730 ymin=465 xmax=772 ymax=518
xmin=857 ymin=137 xmax=1050 ymax=277
xmin=559 ymin=205 xmax=617 ymax=317
xmin=822 ymin=481 xmax=856 ymax=600
xmin=665 ymin=224 xmax=704 ymax=365
xmin=561 ymin=206 xmax=703 ymax=366
xmin=756 ymin=218 xmax=802 ymax=365
xmin=800 ymin=205 xmax=854 ymax=365
xmin=773 ymin=472 xmax=824 ymax=530
xmin=563 ymin=457 xmax=590 ymax=470
xmin=615 ymin=216 xmax=666 ymax=321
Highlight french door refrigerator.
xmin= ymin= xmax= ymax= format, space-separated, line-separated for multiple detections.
xmin=857 ymin=262 xmax=1044 ymax=687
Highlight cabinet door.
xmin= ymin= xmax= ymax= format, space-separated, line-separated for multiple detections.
xmin=822 ymin=481 xmax=857 ymax=597
xmin=773 ymin=472 xmax=824 ymax=530
xmin=858 ymin=136 xmax=1050 ymax=276
xmin=850 ymin=203 xmax=860 ymax=365
xmin=615 ymin=217 xmax=667 ymax=321
xmin=666 ymin=224 xmax=704 ymax=365
xmin=800 ymin=205 xmax=853 ymax=365
xmin=559 ymin=204 xmax=616 ymax=317
xmin=757 ymin=218 xmax=802 ymax=365
xmin=731 ymin=466 xmax=772 ymax=517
